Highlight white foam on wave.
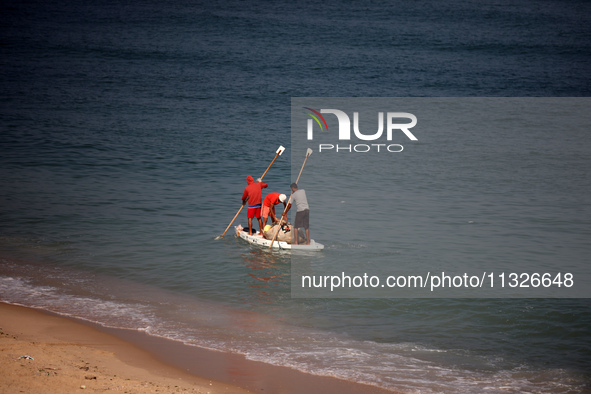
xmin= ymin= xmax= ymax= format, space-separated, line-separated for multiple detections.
xmin=0 ymin=275 xmax=157 ymax=330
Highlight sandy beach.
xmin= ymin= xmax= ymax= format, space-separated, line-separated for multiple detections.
xmin=0 ymin=302 xmax=251 ymax=393
xmin=0 ymin=302 xmax=394 ymax=393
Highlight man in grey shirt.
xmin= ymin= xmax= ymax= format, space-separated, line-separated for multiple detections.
xmin=283 ymin=183 xmax=310 ymax=245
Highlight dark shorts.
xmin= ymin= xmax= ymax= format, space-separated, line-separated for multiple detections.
xmin=294 ymin=209 xmax=309 ymax=229
xmin=247 ymin=207 xmax=261 ymax=219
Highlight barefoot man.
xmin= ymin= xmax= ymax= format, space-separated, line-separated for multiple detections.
xmin=242 ymin=176 xmax=267 ymax=235
xmin=283 ymin=183 xmax=310 ymax=245
xmin=262 ymin=192 xmax=286 ymax=227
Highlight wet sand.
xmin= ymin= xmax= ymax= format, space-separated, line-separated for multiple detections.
xmin=0 ymin=302 xmax=395 ymax=393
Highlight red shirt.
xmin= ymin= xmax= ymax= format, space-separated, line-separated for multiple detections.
xmin=242 ymin=175 xmax=268 ymax=206
xmin=263 ymin=192 xmax=282 ymax=207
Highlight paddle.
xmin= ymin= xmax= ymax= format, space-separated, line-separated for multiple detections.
xmin=216 ymin=145 xmax=286 ymax=239
xmin=269 ymin=148 xmax=313 ymax=249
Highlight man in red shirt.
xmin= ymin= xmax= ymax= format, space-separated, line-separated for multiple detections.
xmin=262 ymin=192 xmax=286 ymax=227
xmin=242 ymin=175 xmax=268 ymax=235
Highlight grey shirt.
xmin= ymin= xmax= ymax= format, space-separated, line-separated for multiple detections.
xmin=291 ymin=189 xmax=309 ymax=212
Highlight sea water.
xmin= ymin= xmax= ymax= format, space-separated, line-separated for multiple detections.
xmin=1 ymin=0 xmax=590 ymax=392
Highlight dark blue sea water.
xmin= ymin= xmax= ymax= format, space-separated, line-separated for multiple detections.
xmin=1 ymin=0 xmax=591 ymax=392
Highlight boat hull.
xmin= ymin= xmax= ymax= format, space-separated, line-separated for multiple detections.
xmin=235 ymin=225 xmax=324 ymax=251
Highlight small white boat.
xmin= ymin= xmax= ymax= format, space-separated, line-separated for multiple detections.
xmin=235 ymin=225 xmax=324 ymax=251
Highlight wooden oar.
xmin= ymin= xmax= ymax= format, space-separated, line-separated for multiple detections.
xmin=216 ymin=145 xmax=285 ymax=239
xmin=269 ymin=148 xmax=312 ymax=249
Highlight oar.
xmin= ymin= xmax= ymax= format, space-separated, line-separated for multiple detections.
xmin=269 ymin=148 xmax=313 ymax=249
xmin=216 ymin=145 xmax=285 ymax=239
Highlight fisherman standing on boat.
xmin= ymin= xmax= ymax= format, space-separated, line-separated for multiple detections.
xmin=262 ymin=192 xmax=287 ymax=227
xmin=283 ymin=183 xmax=310 ymax=245
xmin=242 ymin=175 xmax=268 ymax=236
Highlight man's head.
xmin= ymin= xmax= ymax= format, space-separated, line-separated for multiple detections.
xmin=290 ymin=183 xmax=298 ymax=191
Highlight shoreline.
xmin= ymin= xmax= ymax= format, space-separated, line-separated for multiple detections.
xmin=0 ymin=301 xmax=397 ymax=393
